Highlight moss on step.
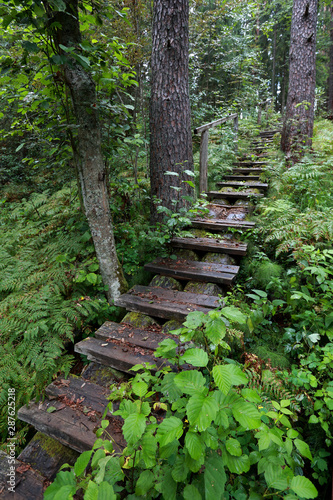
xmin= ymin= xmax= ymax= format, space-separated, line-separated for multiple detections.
xmin=202 ymin=252 xmax=237 ymax=266
xmin=172 ymin=249 xmax=200 ymax=261
xmin=211 ymin=198 xmax=231 ymax=205
xmin=234 ymin=199 xmax=250 ymax=207
xmin=149 ymin=275 xmax=183 ymax=290
xmin=219 ymin=187 xmax=236 ymax=193
xmin=184 ymin=281 xmax=225 ymax=297
xmin=161 ymin=319 xmax=183 ymax=334
xmin=81 ymin=362 xmax=126 ymax=386
xmin=191 ymin=229 xmax=215 ymax=238
xmin=121 ymin=311 xmax=158 ymax=328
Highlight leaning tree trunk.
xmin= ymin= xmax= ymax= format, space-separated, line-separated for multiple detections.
xmin=150 ymin=0 xmax=194 ymax=224
xmin=328 ymin=5 xmax=333 ymax=118
xmin=281 ymin=0 xmax=318 ymax=163
xmin=47 ymin=0 xmax=127 ymax=302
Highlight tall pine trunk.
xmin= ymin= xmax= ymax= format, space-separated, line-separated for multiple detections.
xmin=47 ymin=0 xmax=127 ymax=302
xmin=281 ymin=0 xmax=318 ymax=163
xmin=150 ymin=0 xmax=194 ymax=224
xmin=328 ymin=5 xmax=333 ymax=118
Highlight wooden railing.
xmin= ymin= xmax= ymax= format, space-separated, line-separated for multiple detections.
xmin=194 ymin=113 xmax=238 ymax=194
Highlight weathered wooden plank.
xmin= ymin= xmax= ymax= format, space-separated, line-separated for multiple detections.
xmin=75 ymin=337 xmax=176 ymax=374
xmin=170 ymin=236 xmax=247 ymax=255
xmin=144 ymin=258 xmax=239 ymax=284
xmin=237 ymin=161 xmax=267 ymax=167
xmin=223 ymin=175 xmax=261 ymax=181
xmin=206 ymin=191 xmax=264 ymax=200
xmin=94 ymin=321 xmax=174 ymax=350
xmin=216 ymin=181 xmax=268 ymax=189
xmin=194 ymin=113 xmax=238 ymax=134
xmin=114 ymin=285 xmax=221 ymax=321
xmin=192 ymin=220 xmax=255 ymax=231
xmin=0 ymin=451 xmax=46 ymax=500
xmin=199 ymin=129 xmax=209 ymax=193
xmin=18 ymin=394 xmax=125 ymax=455
xmin=231 ymin=167 xmax=264 ymax=174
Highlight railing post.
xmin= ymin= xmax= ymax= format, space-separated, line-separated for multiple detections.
xmin=199 ymin=129 xmax=209 ymax=194
xmin=233 ymin=115 xmax=238 ymax=152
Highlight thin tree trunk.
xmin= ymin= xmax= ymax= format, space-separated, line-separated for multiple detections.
xmin=150 ymin=0 xmax=194 ymax=224
xmin=328 ymin=5 xmax=333 ymax=118
xmin=281 ymin=0 xmax=318 ymax=163
xmin=46 ymin=0 xmax=127 ymax=302
xmin=272 ymin=25 xmax=277 ymax=103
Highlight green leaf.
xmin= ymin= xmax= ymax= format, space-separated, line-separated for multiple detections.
xmin=226 ymin=438 xmax=242 ymax=457
xmin=183 ymin=484 xmax=202 ymax=500
xmin=140 ymin=433 xmax=157 ymax=469
xmin=161 ymin=469 xmax=177 ymax=500
xmin=213 ymin=364 xmax=248 ymax=395
xmin=171 ymin=455 xmax=189 ymax=482
xmin=97 ymin=482 xmax=116 ymax=500
xmin=183 ymin=311 xmax=206 ymax=329
xmin=132 ymin=381 xmax=148 ymax=398
xmin=221 ymin=306 xmax=247 ymax=324
xmin=47 ymin=406 xmax=57 ymax=413
xmin=294 ymin=439 xmax=313 ymax=460
xmin=185 ymin=431 xmax=205 ymax=460
xmin=174 ymin=370 xmax=207 ymax=395
xmin=186 ymin=393 xmax=218 ymax=431
xmin=241 ymin=388 xmax=262 ymax=403
xmin=84 ymin=480 xmax=98 ymax=500
xmin=86 ymin=272 xmax=98 ymax=284
xmin=44 ymin=471 xmax=76 ymax=500
xmin=104 ymin=457 xmax=124 ymax=485
xmin=290 ymin=476 xmax=318 ymax=499
xmin=180 ymin=348 xmax=208 ymax=367
xmin=122 ymin=413 xmax=146 ymax=445
xmin=74 ymin=450 xmax=93 ymax=476
xmin=223 ymin=451 xmax=250 ymax=474
xmin=204 ymin=453 xmax=226 ymax=500
xmin=205 ymin=316 xmax=226 ymax=344
xmin=135 ymin=470 xmax=154 ymax=496
xmin=156 ymin=416 xmax=183 ymax=447
xmin=160 ymin=373 xmax=183 ymax=401
xmin=232 ymin=400 xmax=261 ymax=429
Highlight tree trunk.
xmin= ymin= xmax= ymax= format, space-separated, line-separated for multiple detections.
xmin=150 ymin=0 xmax=194 ymax=224
xmin=328 ymin=5 xmax=333 ymax=118
xmin=272 ymin=25 xmax=277 ymax=103
xmin=281 ymin=0 xmax=318 ymax=163
xmin=47 ymin=0 xmax=127 ymax=302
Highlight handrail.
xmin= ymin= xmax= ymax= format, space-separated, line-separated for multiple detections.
xmin=194 ymin=113 xmax=238 ymax=194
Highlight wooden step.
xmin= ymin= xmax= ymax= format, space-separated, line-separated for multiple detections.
xmin=224 ymin=175 xmax=261 ymax=181
xmin=237 ymin=161 xmax=267 ymax=167
xmin=192 ymin=219 xmax=255 ymax=231
xmin=115 ymin=285 xmax=221 ymax=321
xmin=216 ymin=181 xmax=268 ymax=190
xmin=231 ymin=168 xmax=264 ymax=174
xmin=170 ymin=236 xmax=247 ymax=256
xmin=18 ymin=377 xmax=126 ymax=455
xmin=144 ymin=257 xmax=239 ymax=285
xmin=206 ymin=191 xmax=264 ymax=200
xmin=75 ymin=321 xmax=183 ymax=373
xmin=0 ymin=451 xmax=46 ymax=499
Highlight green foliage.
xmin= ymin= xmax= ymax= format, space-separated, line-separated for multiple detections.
xmin=47 ymin=308 xmax=318 ymax=499
xmin=0 ymin=186 xmax=120 ymax=446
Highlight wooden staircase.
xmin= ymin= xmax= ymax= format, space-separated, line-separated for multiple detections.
xmin=11 ymin=129 xmax=278 ymax=498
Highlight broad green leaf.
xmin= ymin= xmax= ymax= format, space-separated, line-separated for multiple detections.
xmin=122 ymin=413 xmax=146 ymax=445
xmin=290 ymin=476 xmax=318 ymax=499
xmin=160 ymin=372 xmax=183 ymax=401
xmin=83 ymin=480 xmax=98 ymax=500
xmin=223 ymin=450 xmax=250 ymax=474
xmin=186 ymin=393 xmax=218 ymax=431
xmin=74 ymin=450 xmax=93 ymax=476
xmin=160 ymin=439 xmax=179 ymax=459
xmin=205 ymin=316 xmax=226 ymax=344
xmin=213 ymin=364 xmax=248 ymax=395
xmin=171 ymin=455 xmax=189 ymax=482
xmin=156 ymin=417 xmax=183 ymax=447
xmin=135 ymin=470 xmax=154 ymax=496
xmin=132 ymin=381 xmax=148 ymax=398
xmin=161 ymin=469 xmax=177 ymax=500
xmin=174 ymin=370 xmax=207 ymax=395
xmin=185 ymin=448 xmax=205 ymax=472
xmin=183 ymin=484 xmax=202 ymax=500
xmin=185 ymin=431 xmax=205 ymax=460
xmin=141 ymin=433 xmax=157 ymax=469
xmin=232 ymin=400 xmax=261 ymax=429
xmin=97 ymin=482 xmax=116 ymax=500
xmin=44 ymin=471 xmax=76 ymax=500
xmin=53 ymin=485 xmax=76 ymax=500
xmin=226 ymin=438 xmax=242 ymax=457
xmin=180 ymin=348 xmax=208 ymax=367
xmin=264 ymin=463 xmax=289 ymax=490
xmin=221 ymin=306 xmax=247 ymax=324
xmin=183 ymin=311 xmax=207 ymax=329
xmin=86 ymin=272 xmax=98 ymax=284
xmin=104 ymin=456 xmax=124 ymax=485
xmin=294 ymin=439 xmax=313 ymax=460
xmin=241 ymin=388 xmax=262 ymax=403
xmin=204 ymin=453 xmax=226 ymax=500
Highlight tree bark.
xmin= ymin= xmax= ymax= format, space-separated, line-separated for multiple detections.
xmin=46 ymin=0 xmax=127 ymax=302
xmin=281 ymin=0 xmax=318 ymax=163
xmin=150 ymin=0 xmax=194 ymax=224
xmin=328 ymin=5 xmax=333 ymax=118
